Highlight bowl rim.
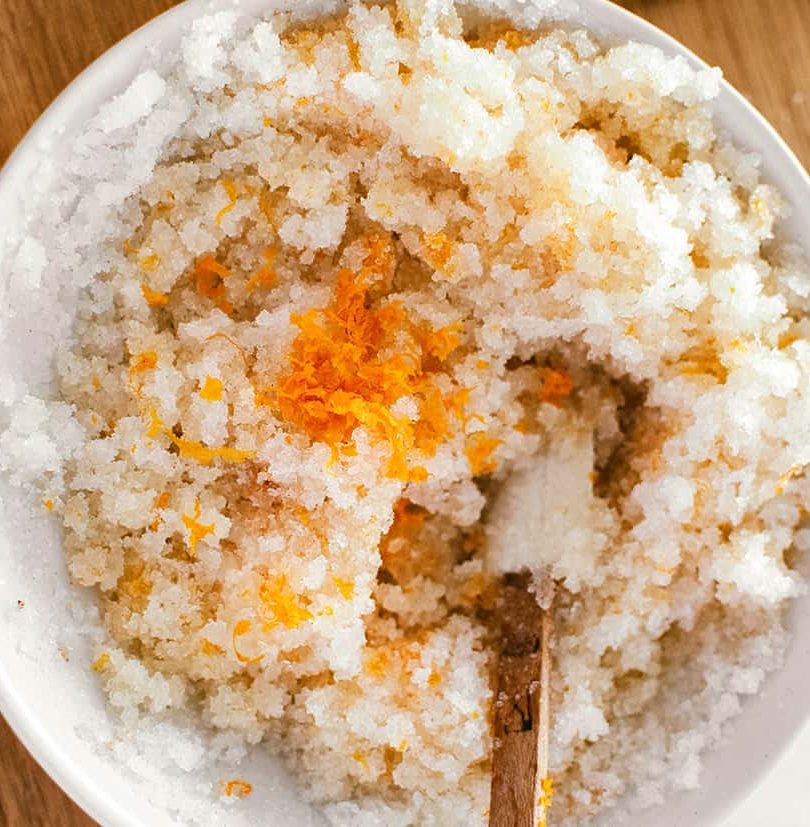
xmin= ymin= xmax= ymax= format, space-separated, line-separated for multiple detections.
xmin=1 ymin=1 xmax=809 ymax=826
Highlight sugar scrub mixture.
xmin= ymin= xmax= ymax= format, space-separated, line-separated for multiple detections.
xmin=3 ymin=0 xmax=810 ymax=824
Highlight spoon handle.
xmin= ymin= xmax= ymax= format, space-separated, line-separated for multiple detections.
xmin=489 ymin=572 xmax=553 ymax=827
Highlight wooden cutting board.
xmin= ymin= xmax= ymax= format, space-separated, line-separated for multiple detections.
xmin=0 ymin=1 xmax=808 ymax=825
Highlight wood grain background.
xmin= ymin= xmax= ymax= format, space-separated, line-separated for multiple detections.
xmin=0 ymin=0 xmax=808 ymax=824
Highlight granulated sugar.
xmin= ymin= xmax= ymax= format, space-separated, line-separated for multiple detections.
xmin=2 ymin=1 xmax=810 ymax=824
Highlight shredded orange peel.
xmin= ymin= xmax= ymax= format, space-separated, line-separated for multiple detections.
xmin=537 ymin=775 xmax=554 ymax=827
xmin=270 ymin=235 xmax=467 ymax=481
xmin=222 ymin=779 xmax=253 ymax=798
xmin=205 ymin=331 xmax=251 ymax=370
xmin=144 ymin=406 xmax=254 ymax=466
xmin=232 ymin=619 xmax=263 ymax=664
xmin=465 ymin=431 xmax=502 ymax=476
xmin=258 ymin=574 xmax=313 ymax=630
xmin=128 ymin=351 xmax=158 ymax=398
xmin=141 ymin=284 xmax=169 ymax=307
xmin=92 ymin=652 xmax=111 ymax=672
xmin=332 ymin=576 xmax=355 ymax=600
xmin=181 ymin=497 xmax=215 ymax=557
xmin=776 ymin=463 xmax=805 ymax=496
xmin=200 ymin=376 xmax=224 ymax=402
xmin=215 ymin=179 xmax=239 ymax=225
xmin=195 ymin=255 xmax=234 ymax=314
xmin=169 ymin=433 xmax=255 ymax=466
xmin=246 ymin=246 xmax=277 ymax=293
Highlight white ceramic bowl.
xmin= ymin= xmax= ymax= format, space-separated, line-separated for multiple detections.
xmin=1 ymin=1 xmax=809 ymax=825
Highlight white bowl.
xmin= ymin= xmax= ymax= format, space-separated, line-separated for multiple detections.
xmin=1 ymin=1 xmax=808 ymax=825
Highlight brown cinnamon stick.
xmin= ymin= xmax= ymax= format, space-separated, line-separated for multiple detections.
xmin=489 ymin=572 xmax=553 ymax=827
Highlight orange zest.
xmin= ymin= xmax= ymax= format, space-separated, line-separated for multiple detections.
xmin=364 ymin=649 xmax=389 ymax=679
xmin=223 ymin=779 xmax=253 ymax=798
xmin=200 ymin=376 xmax=223 ymax=402
xmin=776 ymin=463 xmax=805 ymax=496
xmin=205 ymin=332 xmax=251 ymax=370
xmin=168 ymin=433 xmax=254 ymax=466
xmin=464 ymin=432 xmax=502 ymax=476
xmin=422 ymin=230 xmax=454 ymax=270
xmin=128 ymin=351 xmax=158 ymax=397
xmin=258 ymin=575 xmax=313 ymax=630
xmin=141 ymin=284 xmax=169 ymax=307
xmin=146 ymin=406 xmax=164 ymax=438
xmin=246 ymin=247 xmax=277 ymax=293
xmin=271 ymin=235 xmax=466 ymax=481
xmin=92 ymin=653 xmax=110 ymax=672
xmin=195 ymin=255 xmax=233 ymax=314
xmin=201 ymin=639 xmax=224 ymax=656
xmin=140 ymin=253 xmax=160 ymax=273
xmin=143 ymin=406 xmax=253 ymax=465
xmin=181 ymin=497 xmax=215 ymax=557
xmin=232 ymin=619 xmax=263 ymax=664
xmin=215 ymin=180 xmax=239 ymax=225
xmin=332 ymin=576 xmax=355 ymax=600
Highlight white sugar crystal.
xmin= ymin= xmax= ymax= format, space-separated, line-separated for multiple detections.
xmin=93 ymin=70 xmax=167 ymax=132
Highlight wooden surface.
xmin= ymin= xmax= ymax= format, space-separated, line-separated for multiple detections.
xmin=0 ymin=0 xmax=809 ymax=825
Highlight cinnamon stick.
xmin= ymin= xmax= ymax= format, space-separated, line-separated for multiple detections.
xmin=489 ymin=572 xmax=553 ymax=827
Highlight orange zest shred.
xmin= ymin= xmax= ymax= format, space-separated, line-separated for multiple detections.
xmin=181 ymin=497 xmax=215 ymax=557
xmin=464 ymin=432 xmax=502 ymax=476
xmin=538 ymin=368 xmax=574 ymax=406
xmin=408 ymin=465 xmax=428 ymax=483
xmin=332 ymin=576 xmax=355 ymax=600
xmin=146 ymin=406 xmax=164 ymax=438
xmin=130 ymin=351 xmax=157 ymax=375
xmin=246 ymin=247 xmax=277 ymax=293
xmin=144 ymin=389 xmax=246 ymax=455
xmin=205 ymin=332 xmax=251 ymax=370
xmin=150 ymin=491 xmax=170 ymax=531
xmin=92 ymin=652 xmax=110 ymax=672
xmin=364 ymin=649 xmax=389 ymax=679
xmin=414 ymin=321 xmax=463 ymax=363
xmin=195 ymin=255 xmax=234 ymax=315
xmin=140 ymin=253 xmax=160 ymax=273
xmin=271 ymin=236 xmax=466 ymax=481
xmin=422 ymin=230 xmax=455 ymax=270
xmin=258 ymin=575 xmax=313 ymax=630
xmin=223 ymin=779 xmax=253 ymax=798
xmin=232 ymin=619 xmax=263 ymax=664
xmin=168 ymin=433 xmax=255 ymax=466
xmin=128 ymin=351 xmax=158 ymax=397
xmin=201 ymin=639 xmax=224 ymax=656
xmin=43 ymin=499 xmax=54 ymax=511
xmin=776 ymin=463 xmax=805 ymax=496
xmin=200 ymin=376 xmax=224 ymax=402
xmin=537 ymin=775 xmax=554 ymax=820
xmin=141 ymin=284 xmax=169 ymax=307
xmin=215 ymin=179 xmax=239 ymax=225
